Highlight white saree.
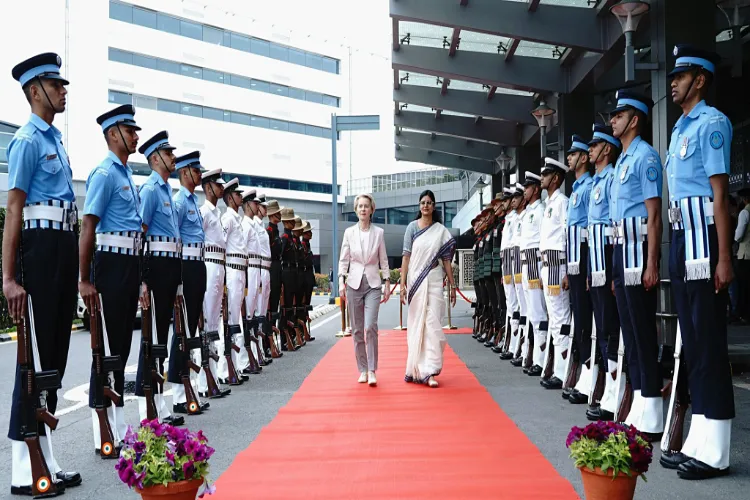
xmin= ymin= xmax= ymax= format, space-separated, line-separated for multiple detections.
xmin=403 ymin=222 xmax=456 ymax=384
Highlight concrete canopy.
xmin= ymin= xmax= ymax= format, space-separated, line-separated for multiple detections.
xmin=396 ymin=146 xmax=497 ymax=175
xmin=395 ymin=130 xmax=504 ymax=161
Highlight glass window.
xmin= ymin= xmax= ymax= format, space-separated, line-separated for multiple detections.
xmin=288 ymin=48 xmax=306 ymax=66
xmin=444 ymin=201 xmax=458 ymax=228
xmin=288 ymin=88 xmax=305 ymax=101
xmin=270 ymin=84 xmax=288 ymax=97
xmin=108 ymin=48 xmax=132 ymax=64
xmin=202 ymin=68 xmax=226 ymax=84
xmin=157 ymin=13 xmax=180 ymax=35
xmin=322 ymin=95 xmax=339 ymax=107
xmin=322 ymin=57 xmax=339 ymax=74
xmin=180 ymin=63 xmax=202 ymax=79
xmin=132 ymin=7 xmax=157 ymax=28
xmin=157 ymin=99 xmax=180 ymax=113
xmin=157 ymin=59 xmax=180 ymax=74
xmin=269 ymin=43 xmax=288 ymax=61
xmin=181 ymin=103 xmax=202 ymax=117
xmin=250 ymin=38 xmax=270 ymax=57
xmin=373 ymin=209 xmax=386 ymax=225
xmin=305 ymin=125 xmax=323 ymax=137
xmin=223 ymin=31 xmax=231 ymax=47
xmin=288 ymin=122 xmax=305 ymax=135
xmin=180 ymin=20 xmax=202 ymax=40
xmin=305 ymin=91 xmax=323 ymax=104
xmin=230 ymin=33 xmax=251 ymax=52
xmin=230 ymin=112 xmax=251 ymax=125
xmin=250 ymin=79 xmax=270 ymax=93
xmin=305 ymin=53 xmax=323 ymax=71
xmin=250 ymin=116 xmax=270 ymax=128
xmin=387 ymin=206 xmax=417 ymax=226
xmin=134 ymin=95 xmax=157 ymax=110
xmin=203 ymin=26 xmax=224 ymax=45
xmin=108 ymin=90 xmax=132 ymax=105
xmin=202 ymin=107 xmax=224 ymax=121
xmin=229 ymin=74 xmax=251 ymax=89
xmin=133 ymin=53 xmax=157 ymax=69
xmin=269 ymin=119 xmax=288 ymax=131
xmin=110 ymin=1 xmax=132 ymax=23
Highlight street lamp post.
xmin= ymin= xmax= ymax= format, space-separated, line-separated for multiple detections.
xmin=330 ymin=114 xmax=380 ymax=302
xmin=474 ymin=176 xmax=488 ymax=208
xmin=609 ymin=0 xmax=651 ymax=82
xmin=531 ymin=100 xmax=556 ymax=158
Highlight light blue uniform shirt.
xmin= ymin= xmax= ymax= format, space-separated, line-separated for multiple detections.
xmin=666 ymin=100 xmax=732 ymax=202
xmin=610 ymin=135 xmax=663 ymax=221
xmin=7 ymin=113 xmax=74 ymax=203
xmin=567 ymin=172 xmax=592 ymax=228
xmin=588 ymin=164 xmax=615 ymax=226
xmin=139 ymin=171 xmax=179 ymax=238
xmin=173 ymin=186 xmax=204 ymax=244
xmin=83 ymin=151 xmax=142 ymax=233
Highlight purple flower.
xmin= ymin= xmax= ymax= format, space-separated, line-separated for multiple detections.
xmin=183 ymin=460 xmax=196 ymax=479
xmin=123 ymin=425 xmax=138 ymax=446
xmin=115 ymin=458 xmax=143 ymax=489
xmin=199 ymin=482 xmax=216 ymax=497
xmin=165 ymin=450 xmax=175 ymax=466
xmin=133 ymin=441 xmax=146 ymax=454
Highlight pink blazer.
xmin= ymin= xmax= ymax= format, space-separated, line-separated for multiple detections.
xmin=339 ymin=224 xmax=389 ymax=290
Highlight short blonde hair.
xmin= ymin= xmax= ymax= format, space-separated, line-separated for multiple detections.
xmin=353 ymin=193 xmax=375 ymax=212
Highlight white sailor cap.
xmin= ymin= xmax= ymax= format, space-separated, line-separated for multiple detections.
xmin=541 ymin=157 xmax=569 ymax=175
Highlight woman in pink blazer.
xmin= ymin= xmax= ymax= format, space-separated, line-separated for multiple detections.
xmin=339 ymin=193 xmax=391 ymax=386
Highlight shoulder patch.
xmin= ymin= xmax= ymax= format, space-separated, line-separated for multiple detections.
xmin=646 ymin=166 xmax=659 ymax=182
xmin=710 ymin=131 xmax=724 ymax=150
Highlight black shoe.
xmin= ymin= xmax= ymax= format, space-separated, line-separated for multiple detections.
xmin=95 ymin=445 xmax=122 ymax=459
xmin=642 ymin=432 xmax=663 ymax=443
xmin=265 ymin=348 xmax=273 ymax=358
xmin=162 ymin=415 xmax=185 ymax=426
xmin=218 ymin=377 xmax=243 ymax=386
xmin=281 ymin=345 xmax=288 ymax=351
xmin=55 ymin=471 xmax=82 ymax=488
xmin=200 ymin=402 xmax=210 ymax=411
xmin=263 ymin=356 xmax=273 ymax=364
xmin=491 ymin=346 xmax=503 ymax=354
xmin=242 ymin=367 xmax=261 ymax=375
xmin=220 ymin=387 xmax=232 ymax=396
xmin=11 ymin=481 xmax=65 ymax=496
xmin=499 ymin=352 xmax=514 ymax=360
xmin=199 ymin=389 xmax=226 ymax=399
xmin=240 ymin=373 xmax=250 ymax=381
xmin=660 ymin=451 xmax=691 ymax=470
xmin=509 ymin=357 xmax=523 ymax=367
xmin=562 ymin=387 xmax=574 ymax=400
xmin=568 ymin=391 xmax=589 ymax=405
xmin=307 ymin=336 xmax=316 ymax=341
xmin=586 ymin=406 xmax=614 ymax=421
xmin=677 ymin=459 xmax=730 ymax=480
xmin=541 ymin=376 xmax=563 ymax=389
xmin=484 ymin=341 xmax=495 ymax=348
xmin=173 ymin=403 xmax=190 ymax=414
xmin=525 ymin=365 xmax=542 ymax=377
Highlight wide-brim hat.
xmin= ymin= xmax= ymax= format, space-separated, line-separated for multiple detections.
xmin=293 ymin=216 xmax=304 ymax=230
xmin=302 ymin=220 xmax=312 ymax=232
xmin=280 ymin=207 xmax=295 ymax=221
xmin=266 ymin=200 xmax=282 ymax=216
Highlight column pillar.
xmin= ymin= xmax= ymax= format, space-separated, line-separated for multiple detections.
xmin=557 ymin=91 xmax=595 ymax=194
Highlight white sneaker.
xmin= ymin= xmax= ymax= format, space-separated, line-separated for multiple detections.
xmin=368 ymin=371 xmax=377 ymax=386
xmin=358 ymin=372 xmax=368 ymax=383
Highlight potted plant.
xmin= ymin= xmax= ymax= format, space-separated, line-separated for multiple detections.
xmin=116 ymin=419 xmax=216 ymax=499
xmin=566 ymin=421 xmax=653 ymax=500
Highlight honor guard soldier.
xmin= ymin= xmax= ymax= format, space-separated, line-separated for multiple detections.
xmin=292 ymin=216 xmax=309 ymax=342
xmin=539 ymin=158 xmax=571 ymax=390
xmin=660 ymin=45 xmax=733 ymax=479
xmin=135 ymin=131 xmax=184 ymax=426
xmin=489 ymin=195 xmax=508 ymax=350
xmin=220 ymin=178 xmax=249 ymax=382
xmin=470 ymin=216 xmax=483 ymax=337
xmin=518 ymin=173 xmax=548 ymax=375
xmin=582 ymin=125 xmax=622 ymax=418
xmin=509 ymin=184 xmax=530 ymax=366
xmin=265 ymin=200 xmax=285 ymax=353
xmin=240 ymin=188 xmax=265 ymax=370
xmin=168 ymin=151 xmax=210 ymax=414
xmin=81 ymin=104 xmax=143 ymax=459
xmin=563 ymin=135 xmax=594 ymax=401
xmin=5 ymin=52 xmax=81 ymax=496
xmin=279 ymin=208 xmax=301 ymax=350
xmin=478 ymin=208 xmax=499 ymax=344
xmin=609 ymin=90 xmax=664 ymax=440
xmin=199 ymin=169 xmax=232 ymax=397
xmin=301 ymin=220 xmax=316 ymax=330
xmin=255 ymin=195 xmax=276 ymax=358
xmin=499 ymin=188 xmax=521 ymax=359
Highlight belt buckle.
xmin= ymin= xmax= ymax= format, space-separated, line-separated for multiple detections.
xmin=176 ymin=241 xmax=183 ymax=255
xmin=133 ymin=233 xmax=142 ymax=252
xmin=64 ymin=208 xmax=78 ymax=227
xmin=669 ymin=207 xmax=683 ymax=224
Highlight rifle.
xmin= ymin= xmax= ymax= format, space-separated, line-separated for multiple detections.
xmin=561 ymin=318 xmax=580 ymax=391
xmin=174 ymin=290 xmax=201 ymax=414
xmin=616 ymin=330 xmax=634 ymax=422
xmin=240 ymin=299 xmax=262 ymax=374
xmin=91 ymin=294 xmax=122 ymax=459
xmin=18 ymin=294 xmax=62 ymax=498
xmin=587 ymin=313 xmax=604 ymax=406
xmin=197 ymin=312 xmax=222 ymax=398
xmin=140 ymin=291 xmax=167 ymax=421
xmin=513 ymin=317 xmax=525 ymax=361
xmin=221 ymin=278 xmax=242 ymax=385
xmin=267 ymin=312 xmax=283 ymax=358
xmin=541 ymin=328 xmax=555 ymax=380
xmin=661 ymin=325 xmax=689 ymax=454
xmin=292 ymin=298 xmax=305 ymax=348
xmin=279 ymin=284 xmax=298 ymax=351
xmin=522 ymin=322 xmax=534 ymax=370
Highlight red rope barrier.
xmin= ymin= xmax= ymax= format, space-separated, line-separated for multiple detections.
xmin=455 ymin=288 xmax=474 ymax=304
xmin=380 ymin=282 xmax=399 ymax=304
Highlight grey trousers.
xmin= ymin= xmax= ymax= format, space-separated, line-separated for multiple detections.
xmin=347 ymin=280 xmax=381 ymax=372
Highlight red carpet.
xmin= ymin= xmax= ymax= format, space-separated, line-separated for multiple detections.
xmin=444 ymin=326 xmax=473 ymax=334
xmin=211 ymin=332 xmax=579 ymax=499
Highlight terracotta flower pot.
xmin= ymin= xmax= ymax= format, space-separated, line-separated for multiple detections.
xmin=579 ymin=467 xmax=638 ymax=500
xmin=137 ymin=478 xmax=204 ymax=500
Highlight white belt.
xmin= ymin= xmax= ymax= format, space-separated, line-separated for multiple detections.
xmin=669 ymin=201 xmax=714 ymax=223
xmin=96 ymin=233 xmax=142 ymax=250
xmin=612 ymin=224 xmax=648 ymax=239
xmin=23 ymin=205 xmax=78 ymax=225
xmin=227 ymin=256 xmax=248 ymax=266
xmin=248 ymin=257 xmax=261 ymax=266
xmin=148 ymin=241 xmax=180 ymax=253
xmin=183 ymin=246 xmax=203 ymax=258
xmin=205 ymin=251 xmax=225 ymax=262
xmin=604 ymin=227 xmax=614 ymax=237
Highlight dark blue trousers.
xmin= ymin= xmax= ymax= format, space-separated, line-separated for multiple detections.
xmin=669 ymin=227 xmax=735 ymax=419
xmin=568 ymin=245 xmax=593 ymax=365
xmin=612 ymin=242 xmax=662 ymax=397
xmin=589 ymin=245 xmax=620 ymax=364
xmin=167 ymin=260 xmax=206 ymax=384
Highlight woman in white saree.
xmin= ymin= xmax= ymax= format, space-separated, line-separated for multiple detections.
xmin=400 ymin=190 xmax=457 ymax=387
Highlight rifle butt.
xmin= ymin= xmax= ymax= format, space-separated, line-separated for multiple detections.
xmin=94 ymin=407 xmax=118 ymax=458
xmin=24 ymin=437 xmax=60 ymax=497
